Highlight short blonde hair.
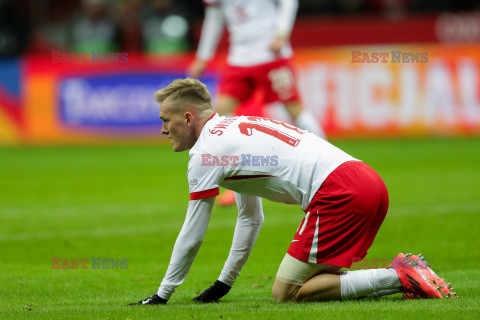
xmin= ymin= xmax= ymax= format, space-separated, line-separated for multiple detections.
xmin=155 ymin=78 xmax=212 ymax=113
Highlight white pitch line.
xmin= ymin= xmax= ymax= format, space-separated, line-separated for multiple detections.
xmin=0 ymin=202 xmax=183 ymax=218
xmin=0 ymin=201 xmax=478 ymax=242
xmin=1 ymin=201 xmax=478 ymax=217
xmin=0 ymin=224 xmax=170 ymax=242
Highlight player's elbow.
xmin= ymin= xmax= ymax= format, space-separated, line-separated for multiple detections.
xmin=251 ymin=216 xmax=264 ymax=228
xmin=190 ymin=238 xmax=204 ymax=250
xmin=251 ymin=211 xmax=264 ymax=226
xmin=256 ymin=212 xmax=265 ymax=225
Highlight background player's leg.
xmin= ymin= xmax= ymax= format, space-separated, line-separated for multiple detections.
xmin=283 ymin=101 xmax=326 ymax=138
xmin=215 ymin=95 xmax=240 ymax=116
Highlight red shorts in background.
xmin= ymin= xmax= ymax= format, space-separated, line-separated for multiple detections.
xmin=287 ymin=161 xmax=389 ymax=268
xmin=218 ymin=59 xmax=300 ymax=104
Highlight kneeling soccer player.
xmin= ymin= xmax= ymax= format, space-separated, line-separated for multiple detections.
xmin=130 ymin=78 xmax=455 ymax=305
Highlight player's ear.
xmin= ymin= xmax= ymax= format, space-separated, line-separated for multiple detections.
xmin=184 ymin=112 xmax=193 ymax=126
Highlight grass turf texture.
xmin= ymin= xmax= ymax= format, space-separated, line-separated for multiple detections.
xmin=0 ymin=138 xmax=479 ymax=320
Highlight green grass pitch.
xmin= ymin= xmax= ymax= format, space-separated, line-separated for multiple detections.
xmin=1 ymin=138 xmax=479 ymax=319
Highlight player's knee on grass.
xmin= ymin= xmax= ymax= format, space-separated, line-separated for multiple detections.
xmin=272 ymin=278 xmax=301 ymax=303
xmin=273 ymin=254 xmax=336 ymax=302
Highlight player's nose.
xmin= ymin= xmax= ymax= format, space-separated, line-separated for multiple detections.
xmin=161 ymin=124 xmax=168 ymax=135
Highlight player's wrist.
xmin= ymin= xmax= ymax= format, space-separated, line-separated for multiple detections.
xmin=217 ymin=276 xmax=235 ymax=287
xmin=193 ymin=280 xmax=232 ymax=302
xmin=157 ymin=294 xmax=169 ymax=303
xmin=157 ymin=296 xmax=168 ymax=304
xmin=214 ymin=280 xmax=232 ymax=291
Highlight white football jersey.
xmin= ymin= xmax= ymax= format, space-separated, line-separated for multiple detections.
xmin=202 ymin=0 xmax=295 ymax=66
xmin=188 ymin=114 xmax=357 ymax=210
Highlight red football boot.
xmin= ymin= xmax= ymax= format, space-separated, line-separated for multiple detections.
xmin=389 ymin=253 xmax=444 ymax=299
xmin=408 ymin=253 xmax=457 ymax=299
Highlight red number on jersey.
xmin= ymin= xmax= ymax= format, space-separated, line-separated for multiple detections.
xmin=238 ymin=120 xmax=301 ymax=147
xmin=246 ymin=116 xmax=304 ymax=134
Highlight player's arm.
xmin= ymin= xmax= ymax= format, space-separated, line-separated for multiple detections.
xmin=129 ymin=197 xmax=216 ymax=305
xmin=130 ymin=149 xmax=221 ymax=305
xmin=193 ymin=193 xmax=264 ymax=302
xmin=271 ymin=0 xmax=299 ymax=55
xmin=188 ymin=2 xmax=224 ymax=78
xmin=156 ymin=197 xmax=216 ymax=301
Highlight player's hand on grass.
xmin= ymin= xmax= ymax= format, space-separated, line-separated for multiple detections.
xmin=193 ymin=280 xmax=231 ymax=303
xmin=128 ymin=293 xmax=167 ymax=305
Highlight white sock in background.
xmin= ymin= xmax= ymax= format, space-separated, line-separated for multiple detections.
xmin=295 ymin=110 xmax=325 ymax=139
xmin=340 ymin=268 xmax=401 ymax=300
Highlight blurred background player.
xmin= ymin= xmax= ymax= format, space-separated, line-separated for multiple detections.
xmin=188 ymin=0 xmax=325 ymax=205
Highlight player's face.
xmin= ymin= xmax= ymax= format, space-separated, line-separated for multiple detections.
xmin=160 ymin=100 xmax=195 ymax=152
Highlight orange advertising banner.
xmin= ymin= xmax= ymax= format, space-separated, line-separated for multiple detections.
xmin=283 ymin=44 xmax=480 ymax=138
xmin=0 ymin=44 xmax=479 ymax=145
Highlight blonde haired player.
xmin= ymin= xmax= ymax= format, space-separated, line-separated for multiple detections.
xmin=129 ymin=78 xmax=455 ymax=305
xmin=188 ymin=0 xmax=325 ymax=205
